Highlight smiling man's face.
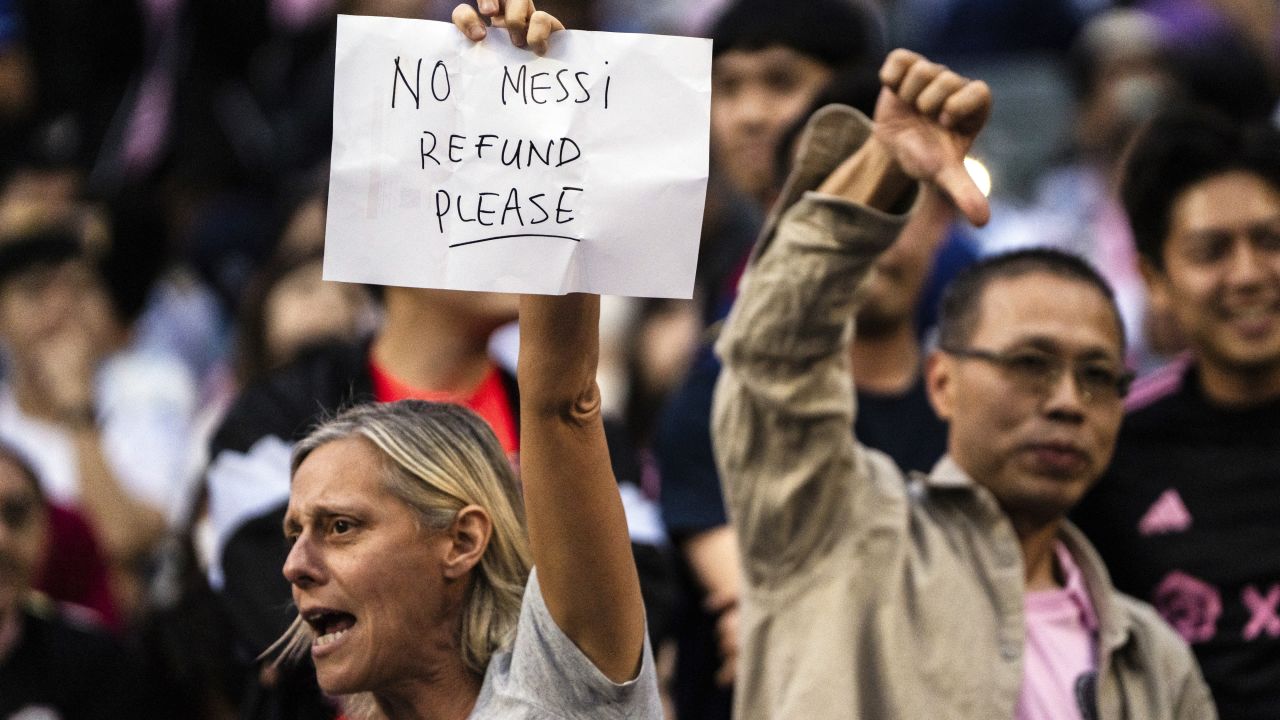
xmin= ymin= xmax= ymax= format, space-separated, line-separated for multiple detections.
xmin=1146 ymin=171 xmax=1280 ymax=390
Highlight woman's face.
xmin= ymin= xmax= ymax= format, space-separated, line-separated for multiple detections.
xmin=283 ymin=437 xmax=463 ymax=696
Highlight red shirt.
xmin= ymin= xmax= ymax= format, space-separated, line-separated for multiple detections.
xmin=35 ymin=503 xmax=120 ymax=632
xmin=368 ymin=357 xmax=518 ymax=455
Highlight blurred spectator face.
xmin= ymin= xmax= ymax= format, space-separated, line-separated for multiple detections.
xmin=634 ymin=300 xmax=698 ymax=396
xmin=858 ymin=192 xmax=951 ymax=336
xmin=1076 ymin=59 xmax=1175 ymax=159
xmin=263 ymin=260 xmax=370 ymax=368
xmin=1144 ymin=171 xmax=1280 ymax=374
xmin=0 ymin=453 xmax=46 ymax=623
xmin=711 ymin=46 xmax=833 ymax=203
xmin=0 ymin=258 xmax=119 ymax=365
xmin=1073 ymin=10 xmax=1176 ymax=159
xmin=930 ymin=273 xmax=1126 ymax=525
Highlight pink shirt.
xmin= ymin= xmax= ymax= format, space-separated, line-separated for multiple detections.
xmin=1015 ymin=542 xmax=1100 ymax=720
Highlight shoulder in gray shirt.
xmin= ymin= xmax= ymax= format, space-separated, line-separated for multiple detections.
xmin=470 ymin=569 xmax=661 ymax=719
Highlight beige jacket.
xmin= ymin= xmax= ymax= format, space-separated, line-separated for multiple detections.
xmin=711 ymin=105 xmax=1216 ymax=720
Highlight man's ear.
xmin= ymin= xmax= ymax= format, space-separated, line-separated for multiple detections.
xmin=1138 ymin=256 xmax=1171 ymax=314
xmin=442 ymin=505 xmax=492 ymax=579
xmin=925 ymin=350 xmax=955 ymax=421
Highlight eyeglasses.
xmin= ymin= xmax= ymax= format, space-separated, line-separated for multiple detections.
xmin=940 ymin=346 xmax=1133 ymax=403
xmin=0 ymin=496 xmax=37 ymax=531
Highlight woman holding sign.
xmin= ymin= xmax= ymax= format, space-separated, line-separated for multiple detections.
xmin=266 ymin=5 xmax=659 ymax=719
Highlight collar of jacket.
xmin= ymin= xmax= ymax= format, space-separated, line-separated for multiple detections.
xmin=918 ymin=454 xmax=1135 ymax=660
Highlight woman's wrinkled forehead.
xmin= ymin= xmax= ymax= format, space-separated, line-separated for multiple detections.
xmin=288 ymin=437 xmax=391 ymax=512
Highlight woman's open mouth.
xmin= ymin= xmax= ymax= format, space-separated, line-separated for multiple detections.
xmin=303 ymin=609 xmax=358 ymax=653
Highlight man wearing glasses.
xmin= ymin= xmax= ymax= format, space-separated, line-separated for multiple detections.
xmin=712 ymin=48 xmax=1212 ymax=719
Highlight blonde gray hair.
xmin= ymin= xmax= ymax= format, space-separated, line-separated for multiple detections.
xmin=266 ymin=400 xmax=531 ymax=694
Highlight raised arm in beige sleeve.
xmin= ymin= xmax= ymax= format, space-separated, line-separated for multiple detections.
xmin=711 ymin=106 xmax=916 ymax=590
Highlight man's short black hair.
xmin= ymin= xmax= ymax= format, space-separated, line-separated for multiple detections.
xmin=1121 ymin=106 xmax=1280 ymax=270
xmin=710 ymin=0 xmax=882 ymax=69
xmin=938 ymin=248 xmax=1126 ymax=351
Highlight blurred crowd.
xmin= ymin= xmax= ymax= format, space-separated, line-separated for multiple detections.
xmin=0 ymin=0 xmax=1276 ymax=718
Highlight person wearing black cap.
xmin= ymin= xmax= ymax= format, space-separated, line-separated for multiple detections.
xmin=709 ymin=0 xmax=882 ymax=209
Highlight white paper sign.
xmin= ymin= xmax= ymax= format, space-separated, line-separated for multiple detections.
xmin=324 ymin=15 xmax=711 ymax=297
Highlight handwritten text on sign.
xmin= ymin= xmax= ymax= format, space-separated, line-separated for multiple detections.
xmin=324 ymin=16 xmax=711 ymax=297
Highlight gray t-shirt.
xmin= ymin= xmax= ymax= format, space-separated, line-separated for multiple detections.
xmin=470 ymin=569 xmax=661 ymax=719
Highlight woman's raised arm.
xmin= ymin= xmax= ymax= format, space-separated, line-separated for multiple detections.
xmin=451 ymin=0 xmax=645 ymax=683
xmin=517 ymin=293 xmax=646 ymax=683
